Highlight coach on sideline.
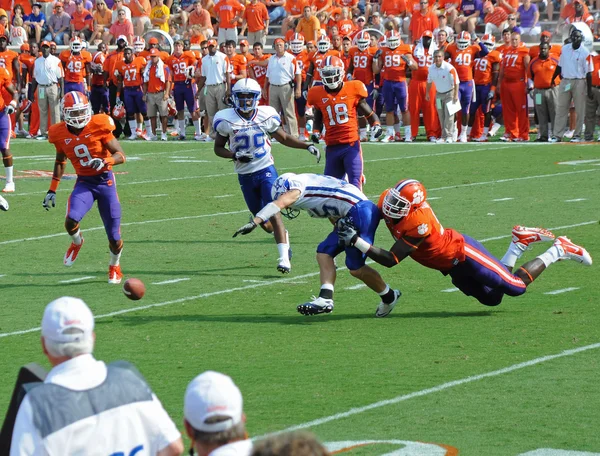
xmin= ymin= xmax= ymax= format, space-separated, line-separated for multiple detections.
xmin=184 ymin=370 xmax=253 ymax=456
xmin=426 ymin=49 xmax=459 ymax=143
xmin=10 ymin=297 xmax=184 ymax=456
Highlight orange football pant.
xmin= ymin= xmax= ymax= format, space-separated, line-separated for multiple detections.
xmin=501 ymin=80 xmax=529 ymax=140
xmin=408 ymin=79 xmax=441 ymax=139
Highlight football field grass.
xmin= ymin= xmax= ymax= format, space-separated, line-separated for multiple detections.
xmin=1 ymin=138 xmax=599 ymax=455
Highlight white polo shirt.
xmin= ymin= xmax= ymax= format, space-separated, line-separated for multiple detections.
xmin=10 ymin=354 xmax=181 ymax=456
xmin=266 ymin=52 xmax=301 ymax=85
xmin=558 ymin=43 xmax=591 ymax=79
xmin=210 ymin=439 xmax=253 ymax=456
xmin=202 ymin=51 xmax=230 ymax=85
xmin=33 ymin=54 xmax=63 ymax=85
xmin=427 ymin=60 xmax=459 ymax=94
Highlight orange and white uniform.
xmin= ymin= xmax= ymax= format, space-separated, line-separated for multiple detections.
xmin=309 ymin=50 xmax=340 ymax=84
xmin=348 ymin=46 xmax=375 ymax=85
xmin=500 ymin=44 xmax=530 ymax=140
xmin=379 ymin=44 xmax=412 ymax=83
xmin=228 ymin=53 xmax=247 ymax=86
xmin=91 ymin=51 xmax=106 ymax=87
xmin=248 ymin=53 xmax=271 ymax=105
xmin=115 ymin=57 xmax=147 ymax=88
xmin=445 ymin=42 xmax=481 ymax=82
xmin=60 ymin=50 xmax=93 ymax=84
xmin=166 ymin=52 xmax=197 ymax=82
xmin=409 ymin=44 xmax=440 ymax=139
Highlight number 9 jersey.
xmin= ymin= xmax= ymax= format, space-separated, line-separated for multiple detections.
xmin=307 ymin=80 xmax=368 ymax=146
xmin=48 ymin=114 xmax=117 ymax=176
xmin=213 ymin=105 xmax=281 ymax=175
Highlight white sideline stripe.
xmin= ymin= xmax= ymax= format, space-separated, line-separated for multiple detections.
xmin=564 ymin=198 xmax=587 ymax=202
xmin=58 ymin=276 xmax=96 ymax=283
xmin=242 ymin=279 xmax=270 ymax=283
xmin=427 ymin=196 xmax=442 ymax=200
xmin=544 ymin=287 xmax=580 ymax=295
xmin=152 ymin=278 xmax=191 ymax=285
xmin=557 ymin=159 xmax=600 ymax=165
xmin=441 ymin=288 xmax=460 ymax=293
xmin=345 ymin=284 xmax=367 ymax=290
xmin=170 ymin=160 xmax=211 ymax=163
xmin=255 ymin=342 xmax=600 ymax=439
xmin=492 ymin=197 xmax=514 ymax=201
xmin=141 ymin=194 xmax=168 ymax=198
xmin=214 ymin=194 xmax=234 ymax=198
xmin=0 ymin=274 xmax=6 ymax=278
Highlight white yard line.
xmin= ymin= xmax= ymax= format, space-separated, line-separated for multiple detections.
xmin=151 ymin=278 xmax=191 ymax=285
xmin=58 ymin=276 xmax=96 ymax=283
xmin=141 ymin=194 xmax=169 ymax=198
xmin=345 ymin=284 xmax=367 ymax=290
xmin=564 ymin=198 xmax=587 ymax=202
xmin=492 ymin=198 xmax=514 ymax=202
xmin=441 ymin=288 xmax=460 ymax=293
xmin=214 ymin=194 xmax=235 ymax=198
xmin=544 ymin=287 xmax=580 ymax=295
xmin=254 ymin=342 xmax=600 ymax=440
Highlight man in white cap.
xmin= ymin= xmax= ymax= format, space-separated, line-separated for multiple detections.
xmin=10 ymin=296 xmax=184 ymax=456
xmin=184 ymin=371 xmax=252 ymax=456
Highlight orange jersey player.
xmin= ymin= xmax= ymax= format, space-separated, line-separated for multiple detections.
xmin=0 ymin=66 xmax=18 ymax=193
xmin=248 ymin=42 xmax=271 ymax=106
xmin=114 ymin=47 xmax=147 ymax=134
xmin=304 ymin=36 xmax=340 ymax=87
xmin=60 ymin=38 xmax=93 ymax=93
xmin=224 ymin=40 xmax=247 ymax=86
xmin=307 ymin=56 xmax=383 ymax=189
xmin=44 ymin=91 xmax=127 ymax=284
xmin=335 ymin=178 xmax=592 ymax=314
xmin=0 ymin=36 xmax=20 ymax=86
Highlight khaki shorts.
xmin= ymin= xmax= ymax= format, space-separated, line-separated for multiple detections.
xmin=197 ymin=88 xmax=206 ymax=112
xmin=147 ymin=91 xmax=168 ymax=117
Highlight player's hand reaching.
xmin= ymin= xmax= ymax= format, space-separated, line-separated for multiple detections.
xmin=336 ymin=217 xmax=358 ymax=247
xmin=233 ymin=219 xmax=257 ymax=237
xmin=233 ymin=151 xmax=254 ymax=163
xmin=87 ymin=158 xmax=106 ymax=171
xmin=307 ymin=144 xmax=321 ymax=163
xmin=311 ymin=132 xmax=321 ymax=144
xmin=43 ymin=191 xmax=56 ymax=211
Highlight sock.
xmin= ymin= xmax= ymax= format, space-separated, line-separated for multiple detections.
xmin=70 ymin=229 xmax=83 ymax=246
xmin=360 ymin=127 xmax=367 ymax=137
xmin=378 ymin=285 xmax=396 ymax=304
xmin=128 ymin=120 xmax=137 ymax=133
xmin=277 ymin=242 xmax=289 ymax=262
xmin=394 ymin=123 xmax=401 ymax=133
xmin=5 ymin=165 xmax=13 ymax=183
xmin=193 ymin=120 xmax=201 ymax=135
xmin=537 ymin=245 xmax=561 ymax=267
xmin=179 ymin=119 xmax=186 ymax=136
xmin=319 ymin=283 xmax=334 ymax=300
xmin=137 ymin=122 xmax=143 ymax=131
xmin=109 ymin=250 xmax=122 ymax=266
xmin=404 ymin=125 xmax=411 ymax=138
xmin=483 ymin=127 xmax=489 ymax=136
xmin=299 ymin=127 xmax=305 ymax=136
xmin=144 ymin=120 xmax=151 ymax=132
xmin=501 ymin=242 xmax=525 ymax=268
xmin=467 ymin=126 xmax=472 ymax=136
xmin=386 ymin=126 xmax=394 ymax=136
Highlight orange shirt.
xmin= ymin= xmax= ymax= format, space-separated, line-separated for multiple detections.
xmin=0 ymin=50 xmax=18 ymax=81
xmin=446 ymin=43 xmax=480 ymax=82
xmin=340 ymin=52 xmax=351 ymax=76
xmin=60 ymin=50 xmax=93 ymax=83
xmin=501 ymin=45 xmax=529 ymax=82
xmin=214 ymin=0 xmax=244 ymax=29
xmin=129 ymin=0 xmax=151 ymax=17
xmin=336 ymin=19 xmax=354 ymax=35
xmin=48 ymin=114 xmax=117 ymax=177
xmin=496 ymin=43 xmax=511 ymax=59
xmin=146 ymin=64 xmax=171 ymax=92
xmin=529 ymin=44 xmax=561 ymax=60
xmin=378 ymin=192 xmax=465 ymax=271
xmin=243 ymin=1 xmax=269 ymax=32
xmin=411 ymin=48 xmax=434 ymax=81
xmin=91 ymin=51 xmax=106 ymax=86
xmin=560 ymin=1 xmax=588 ymax=19
xmin=248 ymin=53 xmax=271 ymax=86
xmin=103 ymin=50 xmax=125 ymax=85
xmin=19 ymin=53 xmax=35 ymax=83
xmin=71 ymin=9 xmax=93 ymax=31
xmin=529 ymin=56 xmax=559 ymax=89
xmin=380 ymin=0 xmax=406 ymax=15
xmin=166 ymin=52 xmax=197 ymax=82
xmin=589 ymin=54 xmax=600 ymax=86
xmin=115 ymin=56 xmax=147 ymax=87
xmin=285 ymin=0 xmax=308 ymax=15
xmin=0 ymin=67 xmax=12 ymax=110
xmin=296 ymin=16 xmax=320 ymax=42
xmin=139 ymin=49 xmax=170 ymax=62
xmin=380 ymin=45 xmax=412 ymax=82
xmin=309 ymin=49 xmax=340 ymax=83
xmin=311 ymin=0 xmax=331 ymax=11
xmin=290 ymin=49 xmax=309 ymax=80
xmin=307 ymin=80 xmax=367 ymax=146
xmin=409 ymin=10 xmax=438 ymax=39
xmin=228 ymin=53 xmax=247 ymax=81
xmin=499 ymin=0 xmax=518 ymax=14
xmin=337 ymin=0 xmax=357 ymax=6
xmin=348 ymin=46 xmax=375 ymax=84
xmin=473 ymin=49 xmax=501 ymax=85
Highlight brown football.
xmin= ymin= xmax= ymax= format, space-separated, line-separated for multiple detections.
xmin=123 ymin=278 xmax=146 ymax=301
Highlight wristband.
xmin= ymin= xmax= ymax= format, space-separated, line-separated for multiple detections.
xmin=354 ymin=237 xmax=371 ymax=254
xmin=49 ymin=177 xmax=60 ymax=192
xmin=256 ymin=201 xmax=281 ymax=223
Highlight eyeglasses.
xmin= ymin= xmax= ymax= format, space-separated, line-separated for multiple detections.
xmin=420 ymin=2 xmax=428 ymax=4
xmin=201 ymin=46 xmax=207 ymax=50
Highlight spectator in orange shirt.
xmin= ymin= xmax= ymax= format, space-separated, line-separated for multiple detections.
xmin=483 ymin=1 xmax=508 ymax=36
xmin=311 ymin=0 xmax=332 ymax=16
xmin=187 ymin=1 xmax=214 ymax=39
xmin=560 ymin=0 xmax=594 ymax=33
xmin=497 ymin=0 xmax=518 ymax=15
xmin=70 ymin=0 xmax=93 ymax=41
xmin=296 ymin=5 xmax=320 ymax=42
xmin=241 ymin=0 xmax=269 ymax=46
xmin=282 ymin=0 xmax=308 ymax=37
xmin=336 ymin=7 xmax=354 ymax=36
xmin=408 ymin=0 xmax=438 ymax=43
xmin=129 ymin=0 xmax=152 ymax=37
xmin=238 ymin=39 xmax=252 ymax=59
xmin=90 ymin=1 xmax=112 ymax=45
xmin=214 ymin=0 xmax=244 ymax=44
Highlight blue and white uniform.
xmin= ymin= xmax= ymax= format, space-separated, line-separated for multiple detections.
xmin=273 ymin=173 xmax=381 ymax=270
xmin=214 ymin=106 xmax=282 ymax=215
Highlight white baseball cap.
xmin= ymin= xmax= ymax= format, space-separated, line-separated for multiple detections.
xmin=41 ymin=296 xmax=94 ymax=343
xmin=184 ymin=371 xmax=243 ymax=433
xmin=117 ymin=35 xmax=128 ymax=43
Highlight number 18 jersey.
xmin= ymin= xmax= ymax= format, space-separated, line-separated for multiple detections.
xmin=307 ymin=80 xmax=367 ymax=146
xmin=213 ymin=106 xmax=281 ymax=175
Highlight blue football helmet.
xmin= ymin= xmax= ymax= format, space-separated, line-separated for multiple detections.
xmin=271 ymin=173 xmax=300 ymax=219
xmin=232 ymin=78 xmax=261 ymax=113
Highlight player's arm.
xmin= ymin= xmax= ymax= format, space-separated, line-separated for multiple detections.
xmin=272 ymin=126 xmax=321 ymax=162
xmin=402 ymin=54 xmax=418 ymax=71
xmin=303 ymin=62 xmax=314 ymax=91
xmin=214 ymin=132 xmax=235 ymax=160
xmin=233 ymin=189 xmax=301 ymax=237
xmin=88 ymin=136 xmax=126 ymax=171
xmin=43 ymin=150 xmax=67 ymax=210
xmin=12 ymin=58 xmax=21 ymax=91
xmin=4 ymin=83 xmax=18 ymax=114
xmin=550 ymin=64 xmax=561 ymax=86
xmin=311 ymin=105 xmax=323 ymax=143
xmin=357 ymin=98 xmax=382 ymax=138
xmin=85 ymin=62 xmax=92 ymax=89
xmin=372 ymin=51 xmax=382 ymax=74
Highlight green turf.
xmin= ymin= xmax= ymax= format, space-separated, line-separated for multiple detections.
xmin=1 ymin=137 xmax=599 ymax=455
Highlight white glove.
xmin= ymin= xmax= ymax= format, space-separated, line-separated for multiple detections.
xmin=5 ymin=102 xmax=16 ymax=115
xmin=307 ymin=145 xmax=321 ymax=163
xmin=87 ymin=158 xmax=106 ymax=171
xmin=487 ymin=90 xmax=495 ymax=100
xmin=43 ymin=191 xmax=56 ymax=211
xmin=371 ymin=124 xmax=383 ymax=139
xmin=233 ymin=220 xmax=257 ymax=237
xmin=311 ymin=132 xmax=321 ymax=144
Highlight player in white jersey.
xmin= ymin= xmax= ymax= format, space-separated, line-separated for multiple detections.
xmin=214 ymin=78 xmax=321 ymax=274
xmin=233 ymin=173 xmax=401 ymax=317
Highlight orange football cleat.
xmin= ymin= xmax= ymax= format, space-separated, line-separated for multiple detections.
xmin=108 ymin=265 xmax=123 ymax=284
xmin=554 ymin=236 xmax=592 ymax=266
xmin=512 ymin=226 xmax=555 ymax=251
xmin=64 ymin=238 xmax=84 ymax=266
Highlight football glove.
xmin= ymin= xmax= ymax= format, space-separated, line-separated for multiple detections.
xmin=487 ymin=90 xmax=495 ymax=100
xmin=307 ymin=145 xmax=321 ymax=163
xmin=371 ymin=124 xmax=383 ymax=139
xmin=5 ymin=102 xmax=16 ymax=115
xmin=311 ymin=132 xmax=321 ymax=144
xmin=233 ymin=151 xmax=254 ymax=163
xmin=401 ymin=54 xmax=410 ymax=63
xmin=43 ymin=191 xmax=56 ymax=211
xmin=233 ymin=219 xmax=257 ymax=237
xmin=87 ymin=158 xmax=106 ymax=171
xmin=302 ymin=90 xmax=308 ymax=100
xmin=374 ymin=49 xmax=382 ymax=59
xmin=371 ymin=88 xmax=379 ymax=100
xmin=336 ymin=217 xmax=358 ymax=247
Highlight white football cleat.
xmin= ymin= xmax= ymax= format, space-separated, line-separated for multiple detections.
xmin=512 ymin=226 xmax=555 ymax=251
xmin=429 ymin=136 xmax=437 ymax=142
xmin=128 ymin=133 xmax=137 ymax=140
xmin=554 ymin=236 xmax=592 ymax=266
xmin=277 ymin=258 xmax=291 ymax=274
xmin=297 ymin=296 xmax=334 ymax=315
xmin=404 ymin=136 xmax=413 ymax=142
xmin=564 ymin=129 xmax=575 ymax=139
xmin=472 ymin=135 xmax=488 ymax=142
xmin=380 ymin=135 xmax=394 ymax=143
xmin=161 ymin=133 xmax=168 ymax=141
xmin=0 ymin=194 xmax=8 ymax=211
xmin=2 ymin=181 xmax=15 ymax=193
xmin=375 ymin=289 xmax=401 ymax=318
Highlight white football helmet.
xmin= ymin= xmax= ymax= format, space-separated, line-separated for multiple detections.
xmin=356 ymin=30 xmax=370 ymax=51
xmin=386 ymin=31 xmax=401 ymax=49
xmin=289 ymin=33 xmax=305 ymax=54
xmin=318 ymin=55 xmax=345 ymax=90
xmin=317 ymin=36 xmax=331 ymax=53
xmin=133 ymin=36 xmax=145 ymax=54
xmin=271 ymin=173 xmax=301 ymax=218
xmin=70 ymin=37 xmax=83 ymax=53
xmin=456 ymin=31 xmax=471 ymax=50
xmin=232 ymin=78 xmax=262 ymax=113
xmin=481 ymin=33 xmax=495 ymax=49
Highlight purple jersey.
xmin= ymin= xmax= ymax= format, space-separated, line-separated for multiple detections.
xmin=460 ymin=0 xmax=482 ymax=16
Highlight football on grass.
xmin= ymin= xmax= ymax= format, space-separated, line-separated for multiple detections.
xmin=123 ymin=278 xmax=145 ymax=300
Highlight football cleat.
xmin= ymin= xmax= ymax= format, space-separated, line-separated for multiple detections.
xmin=2 ymin=181 xmax=15 ymax=193
xmin=404 ymin=136 xmax=413 ymax=143
xmin=429 ymin=136 xmax=437 ymax=142
xmin=297 ymin=296 xmax=334 ymax=315
xmin=136 ymin=128 xmax=144 ymax=138
xmin=64 ymin=238 xmax=84 ymax=266
xmin=472 ymin=135 xmax=488 ymax=142
xmin=380 ymin=135 xmax=394 ymax=143
xmin=161 ymin=133 xmax=168 ymax=141
xmin=360 ymin=135 xmax=368 ymax=142
xmin=554 ymin=236 xmax=592 ymax=266
xmin=128 ymin=133 xmax=137 ymax=140
xmin=170 ymin=130 xmax=179 ymax=137
xmin=512 ymin=226 xmax=555 ymax=251
xmin=0 ymin=194 xmax=8 ymax=211
xmin=394 ymin=132 xmax=403 ymax=142
xmin=277 ymin=258 xmax=291 ymax=274
xmin=108 ymin=265 xmax=124 ymax=284
xmin=375 ymin=289 xmax=401 ymax=318
xmin=564 ymin=129 xmax=575 ymax=139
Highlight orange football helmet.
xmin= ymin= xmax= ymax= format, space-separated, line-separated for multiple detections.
xmin=19 ymin=99 xmax=31 ymax=114
xmin=381 ymin=179 xmax=427 ymax=219
xmin=167 ymin=98 xmax=177 ymax=117
xmin=61 ymin=91 xmax=92 ymax=128
xmin=456 ymin=31 xmax=471 ymax=50
xmin=318 ymin=55 xmax=345 ymax=89
xmin=355 ymin=30 xmax=370 ymax=51
xmin=112 ymin=100 xmax=126 ymax=120
xmin=289 ymin=32 xmax=305 ymax=54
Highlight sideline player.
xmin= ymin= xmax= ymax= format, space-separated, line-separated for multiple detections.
xmin=337 ymin=179 xmax=592 ymax=309
xmin=233 ymin=172 xmax=401 ymax=317
xmin=308 ymin=55 xmax=383 ymax=190
xmin=0 ymin=66 xmax=18 ymax=193
xmin=59 ymin=37 xmax=92 ymax=94
xmin=43 ymin=91 xmax=127 ymax=284
xmin=115 ymin=47 xmax=148 ymax=140
xmin=213 ymin=78 xmax=320 ymax=274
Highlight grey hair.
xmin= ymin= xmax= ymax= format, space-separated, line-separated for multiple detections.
xmin=191 ymin=417 xmax=247 ymax=445
xmin=44 ymin=328 xmax=94 ymax=358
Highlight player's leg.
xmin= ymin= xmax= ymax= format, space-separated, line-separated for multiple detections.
xmin=64 ymin=182 xmax=96 ymax=266
xmin=96 ymin=175 xmax=124 ymax=283
xmin=0 ymin=112 xmax=14 ymax=193
xmin=340 ymin=142 xmax=364 ymax=190
xmin=136 ymin=91 xmax=150 ymax=136
xmin=458 ymin=82 xmax=473 ymax=142
xmin=398 ymin=81 xmax=411 ymax=141
xmin=516 ymin=81 xmax=530 ymax=141
xmin=323 ymin=144 xmax=347 ymax=181
xmin=408 ymin=80 xmax=420 ymax=139
xmin=500 ymin=81 xmax=518 ymax=140
xmin=450 ymin=271 xmax=504 ymax=306
xmin=295 ymin=95 xmax=307 ymax=140
xmin=382 ymin=82 xmax=396 ymax=142
xmin=425 ymin=83 xmax=441 ymax=139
